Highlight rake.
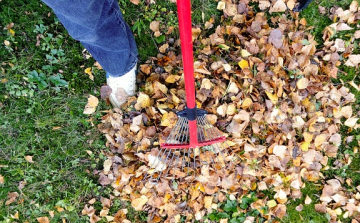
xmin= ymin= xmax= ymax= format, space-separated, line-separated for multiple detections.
xmin=145 ymin=0 xmax=236 ymax=182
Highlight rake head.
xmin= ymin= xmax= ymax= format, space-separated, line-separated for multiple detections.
xmin=144 ymin=109 xmax=237 ymax=182
xmin=161 ymin=109 xmax=226 ymax=149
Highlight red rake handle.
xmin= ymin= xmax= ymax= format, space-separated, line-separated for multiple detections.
xmin=177 ymin=0 xmax=195 ymax=108
xmin=176 ymin=0 xmax=198 ymax=146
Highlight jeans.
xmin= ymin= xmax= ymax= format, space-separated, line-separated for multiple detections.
xmin=42 ymin=0 xmax=138 ymax=77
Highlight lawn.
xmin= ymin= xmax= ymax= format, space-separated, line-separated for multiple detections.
xmin=0 ymin=0 xmax=359 ymax=222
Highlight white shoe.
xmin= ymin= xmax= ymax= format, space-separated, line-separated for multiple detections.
xmin=106 ymin=64 xmax=136 ymax=107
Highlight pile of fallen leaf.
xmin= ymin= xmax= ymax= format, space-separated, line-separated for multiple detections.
xmin=82 ymin=0 xmax=360 ymax=222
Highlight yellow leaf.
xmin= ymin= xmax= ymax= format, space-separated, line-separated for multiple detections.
xmin=241 ymin=98 xmax=252 ymax=109
xmin=11 ymin=211 xmax=19 ymax=219
xmin=83 ymin=95 xmax=99 ymax=115
xmin=171 ymin=93 xmax=180 ymax=105
xmin=165 ymin=75 xmax=180 ymax=83
xmin=238 ymin=59 xmax=249 ymax=69
xmin=154 ymin=81 xmax=168 ymax=94
xmin=314 ymin=134 xmax=327 ymax=148
xmin=293 ymin=157 xmax=301 ymax=166
xmin=296 ymin=78 xmax=309 ymax=90
xmin=300 ymin=142 xmax=310 ymax=151
xmin=267 ymin=200 xmax=277 ymax=208
xmin=217 ymin=1 xmax=226 ymax=10
xmin=219 ymin=44 xmax=230 ymax=50
xmin=103 ymin=159 xmax=112 ymax=175
xmin=265 ymin=91 xmax=278 ymax=104
xmin=196 ymin=182 xmax=205 ymax=192
xmin=9 ymin=29 xmax=15 ymax=36
xmin=84 ymin=67 xmax=94 ymax=81
xmin=226 ymin=104 xmax=236 ymax=116
xmin=137 ymin=93 xmax=151 ymax=109
xmin=241 ymin=49 xmax=252 ymax=58
xmin=160 ymin=112 xmax=170 ymax=126
xmin=204 ymin=196 xmax=213 ymax=209
xmin=131 ymin=195 xmax=148 ymax=211
xmin=164 ymin=193 xmax=171 ymax=203
xmin=303 ymin=132 xmax=313 ymax=142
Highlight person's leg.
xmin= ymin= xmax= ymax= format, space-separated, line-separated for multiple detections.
xmin=42 ymin=0 xmax=138 ymax=107
xmin=293 ymin=0 xmax=314 ymax=12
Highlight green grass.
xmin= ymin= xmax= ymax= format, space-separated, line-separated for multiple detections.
xmin=299 ymin=0 xmax=355 ymax=44
xmin=282 ymin=183 xmax=330 ymax=223
xmin=0 ymin=95 xmax=105 ymax=221
xmin=282 ymin=1 xmax=360 ymax=222
xmin=0 ymin=0 xmax=110 ymax=221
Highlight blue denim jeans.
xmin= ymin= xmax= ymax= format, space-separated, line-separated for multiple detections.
xmin=42 ymin=0 xmax=138 ymax=77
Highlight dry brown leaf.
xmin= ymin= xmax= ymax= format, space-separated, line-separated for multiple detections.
xmin=0 ymin=174 xmax=4 ymax=184
xmin=269 ymin=0 xmax=287 ymax=13
xmin=100 ymin=85 xmax=112 ymax=100
xmin=201 ymin=78 xmax=213 ymax=90
xmin=287 ymin=0 xmax=296 ymax=10
xmin=5 ymin=192 xmax=19 ymax=205
xmin=25 ymin=155 xmax=34 ymax=163
xmin=345 ymin=55 xmax=360 ymax=67
xmin=228 ymin=82 xmax=239 ymax=94
xmin=269 ymin=29 xmax=283 ymax=49
xmin=130 ymin=0 xmax=140 ymax=5
xmin=259 ymin=0 xmax=271 ymax=10
xmin=150 ymin=21 xmax=160 ymax=32
xmin=344 ymin=117 xmax=359 ymax=128
xmin=37 ymin=217 xmax=50 ymax=223
xmin=159 ymin=44 xmax=169 ymax=53
xmin=354 ymin=30 xmax=360 ymax=39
